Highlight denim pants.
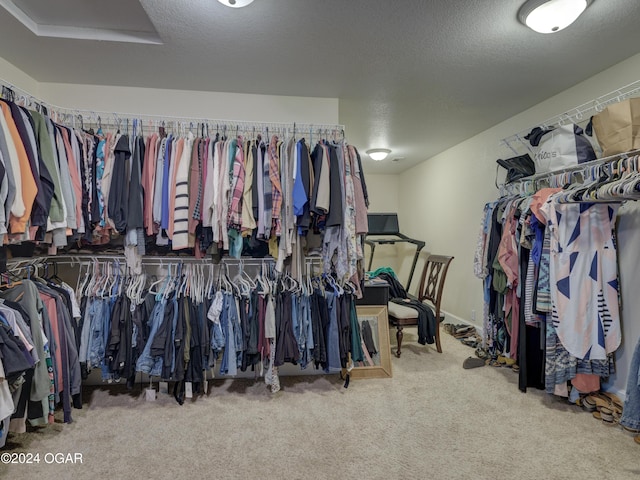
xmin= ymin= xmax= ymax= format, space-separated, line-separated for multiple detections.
xmin=101 ymin=297 xmax=116 ymax=381
xmin=87 ymin=299 xmax=107 ymax=369
xmin=291 ymin=294 xmax=300 ymax=357
xmin=296 ymin=294 xmax=313 ymax=370
xmin=620 ymin=336 xmax=640 ymax=431
xmin=169 ymin=297 xmax=179 ymax=377
xmin=325 ymin=292 xmax=341 ymax=373
xmin=135 ymin=300 xmax=166 ymax=377
xmin=219 ymin=294 xmax=238 ymax=376
xmin=79 ymin=298 xmax=99 ymax=364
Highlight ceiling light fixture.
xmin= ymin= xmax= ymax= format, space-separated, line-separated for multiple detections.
xmin=518 ymin=0 xmax=592 ymax=34
xmin=217 ymin=0 xmax=255 ymax=8
xmin=366 ymin=148 xmax=391 ymax=161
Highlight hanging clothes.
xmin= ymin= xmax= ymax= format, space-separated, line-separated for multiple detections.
xmin=477 ymin=171 xmax=623 ymax=396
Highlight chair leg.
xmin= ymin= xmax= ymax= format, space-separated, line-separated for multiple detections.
xmin=435 ymin=323 xmax=442 ymax=353
xmin=396 ymin=326 xmax=403 ymax=357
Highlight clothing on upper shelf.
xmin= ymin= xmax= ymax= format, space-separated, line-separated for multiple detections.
xmin=0 ymin=101 xmax=369 ymax=286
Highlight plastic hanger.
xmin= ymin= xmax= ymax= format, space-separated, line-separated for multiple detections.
xmin=206 ymin=263 xmax=214 ymax=299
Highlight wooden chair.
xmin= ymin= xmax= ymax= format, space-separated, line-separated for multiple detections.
xmin=387 ymin=254 xmax=454 ymax=357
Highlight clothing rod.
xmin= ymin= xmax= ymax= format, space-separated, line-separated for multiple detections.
xmin=7 ymin=256 xmax=322 ymax=269
xmin=82 ymin=257 xmax=320 ymax=267
xmin=17 ymin=255 xmax=277 ymax=264
xmin=500 ymin=79 xmax=640 ymax=148
xmin=0 ymin=77 xmax=345 ymax=133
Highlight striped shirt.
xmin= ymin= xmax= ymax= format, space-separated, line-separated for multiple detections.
xmin=172 ymin=132 xmax=193 ymax=249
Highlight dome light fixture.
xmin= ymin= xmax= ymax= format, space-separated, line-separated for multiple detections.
xmin=518 ymin=0 xmax=592 ymax=34
xmin=366 ymin=148 xmax=392 ymax=161
xmin=217 ymin=0 xmax=255 ymax=8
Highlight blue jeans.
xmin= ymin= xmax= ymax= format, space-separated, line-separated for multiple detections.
xmin=303 ymin=295 xmax=314 ymax=368
xmin=325 ymin=292 xmax=341 ymax=373
xmin=291 ymin=294 xmax=300 ymax=358
xmin=80 ymin=298 xmax=99 ymax=364
xmin=232 ymin=297 xmax=243 ymax=370
xmin=219 ymin=293 xmax=237 ymax=376
xmin=135 ymin=300 xmax=166 ymax=377
xmin=620 ymin=336 xmax=640 ymax=431
xmin=296 ymin=294 xmax=313 ymax=370
xmin=87 ymin=299 xmax=107 ymax=369
xmin=169 ymin=297 xmax=179 ymax=377
xmin=101 ymin=297 xmax=116 ymax=381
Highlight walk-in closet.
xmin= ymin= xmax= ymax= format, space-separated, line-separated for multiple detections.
xmin=1 ymin=1 xmax=640 ymax=479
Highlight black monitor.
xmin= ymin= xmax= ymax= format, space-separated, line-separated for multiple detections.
xmin=367 ymin=213 xmax=400 ymax=235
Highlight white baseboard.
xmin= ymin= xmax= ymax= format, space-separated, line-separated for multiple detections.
xmin=602 ymin=384 xmax=626 ymax=403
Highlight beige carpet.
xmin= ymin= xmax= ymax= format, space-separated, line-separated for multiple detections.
xmin=2 ymin=327 xmax=639 ymax=480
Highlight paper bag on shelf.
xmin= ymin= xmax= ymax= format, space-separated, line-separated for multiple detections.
xmin=592 ymin=97 xmax=640 ymax=157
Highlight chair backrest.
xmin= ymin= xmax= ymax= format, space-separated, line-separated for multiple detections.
xmin=417 ymin=254 xmax=454 ymax=318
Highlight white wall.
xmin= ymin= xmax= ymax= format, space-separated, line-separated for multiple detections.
xmin=396 ymin=52 xmax=640 ymax=396
xmin=39 ymin=82 xmax=339 ymax=125
xmin=0 ymin=56 xmax=40 ymax=97
xmin=363 ymin=173 xmax=401 ymax=274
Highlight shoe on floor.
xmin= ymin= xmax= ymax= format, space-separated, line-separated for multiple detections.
xmin=475 ymin=347 xmax=488 ymax=359
xmin=461 ymin=335 xmax=480 ymax=347
xmin=463 ymin=356 xmax=486 ymax=369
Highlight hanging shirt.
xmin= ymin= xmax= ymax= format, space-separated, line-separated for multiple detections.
xmin=167 ymin=136 xmax=184 ymax=239
xmin=0 ymin=101 xmax=36 ymax=233
xmin=60 ymin=126 xmax=82 ymax=233
xmin=160 ymin=134 xmax=173 ymax=231
xmin=142 ymin=133 xmax=158 ymax=236
xmin=173 ymin=132 xmax=193 ymax=249
xmin=241 ymin=139 xmax=256 ymax=234
xmin=228 ymin=136 xmax=245 ymax=229
xmin=202 ymin=135 xmax=216 ymax=228
xmin=268 ymin=135 xmax=282 ymax=236
xmin=539 ymin=194 xmax=621 ymax=360
xmin=101 ymin=132 xmax=119 ymax=230
xmin=349 ymin=144 xmax=368 ymax=235
xmin=127 ymin=136 xmax=145 ymax=230
xmin=54 ymin=126 xmax=76 ymax=232
xmin=152 ymin=136 xmax=166 ymax=226
xmin=310 ymin=143 xmax=330 ymax=215
xmin=261 ymin=140 xmax=272 ymax=238
xmin=188 ymin=137 xmax=202 ymax=239
xmin=0 ymin=118 xmax=17 ymax=233
xmin=12 ymin=105 xmax=47 ymax=232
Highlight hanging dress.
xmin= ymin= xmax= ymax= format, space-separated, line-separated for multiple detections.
xmin=539 ymin=194 xmax=621 ymax=360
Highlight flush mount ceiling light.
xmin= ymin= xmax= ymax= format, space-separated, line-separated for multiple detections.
xmin=366 ymin=148 xmax=391 ymax=161
xmin=217 ymin=0 xmax=255 ymax=7
xmin=518 ymin=0 xmax=592 ymax=34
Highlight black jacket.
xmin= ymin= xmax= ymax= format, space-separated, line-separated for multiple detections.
xmin=108 ymin=135 xmax=131 ymax=233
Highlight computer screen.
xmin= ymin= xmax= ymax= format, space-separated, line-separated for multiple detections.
xmin=367 ymin=213 xmax=400 ymax=235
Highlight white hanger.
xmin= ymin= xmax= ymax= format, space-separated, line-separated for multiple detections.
xmin=148 ymin=261 xmax=167 ymax=298
xmin=205 ymin=263 xmax=214 ymax=299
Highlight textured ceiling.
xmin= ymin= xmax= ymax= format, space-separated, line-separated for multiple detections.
xmin=1 ymin=0 xmax=640 ymax=173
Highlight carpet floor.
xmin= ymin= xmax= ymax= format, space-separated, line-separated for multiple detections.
xmin=2 ymin=326 xmax=639 ymax=480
